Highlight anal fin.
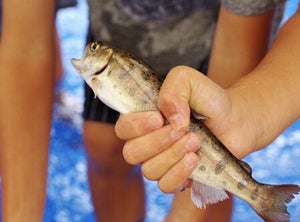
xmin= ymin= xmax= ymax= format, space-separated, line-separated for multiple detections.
xmin=191 ymin=181 xmax=229 ymax=208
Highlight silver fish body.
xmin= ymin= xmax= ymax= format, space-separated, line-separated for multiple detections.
xmin=72 ymin=41 xmax=300 ymax=222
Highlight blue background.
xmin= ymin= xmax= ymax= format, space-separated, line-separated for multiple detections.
xmin=43 ymin=0 xmax=300 ymax=221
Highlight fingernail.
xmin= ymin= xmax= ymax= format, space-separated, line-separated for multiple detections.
xmin=148 ymin=113 xmax=163 ymax=129
xmin=184 ymin=153 xmax=197 ymax=168
xmin=185 ymin=133 xmax=200 ymax=152
xmin=168 ymin=113 xmax=185 ymax=130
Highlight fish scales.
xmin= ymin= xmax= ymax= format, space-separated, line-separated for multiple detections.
xmin=72 ymin=41 xmax=300 ymax=222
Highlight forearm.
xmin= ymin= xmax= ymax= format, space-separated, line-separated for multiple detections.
xmin=208 ymin=6 xmax=275 ymax=87
xmin=0 ymin=1 xmax=55 ymax=221
xmin=227 ymin=7 xmax=300 ymax=153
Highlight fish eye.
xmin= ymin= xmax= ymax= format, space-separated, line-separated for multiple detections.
xmin=90 ymin=42 xmax=100 ymax=52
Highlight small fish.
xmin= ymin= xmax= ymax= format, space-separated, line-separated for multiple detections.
xmin=72 ymin=41 xmax=300 ymax=222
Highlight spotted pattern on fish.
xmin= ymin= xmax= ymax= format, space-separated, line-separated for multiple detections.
xmin=237 ymin=178 xmax=248 ymax=190
xmin=251 ymin=187 xmax=259 ymax=201
xmin=199 ymin=165 xmax=206 ymax=172
xmin=215 ymin=157 xmax=228 ymax=175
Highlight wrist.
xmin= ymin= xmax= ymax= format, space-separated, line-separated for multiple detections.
xmin=225 ymin=79 xmax=288 ymax=158
xmin=223 ymin=86 xmax=265 ymax=158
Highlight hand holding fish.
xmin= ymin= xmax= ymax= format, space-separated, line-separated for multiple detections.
xmin=72 ymin=41 xmax=300 ymax=221
xmin=116 ymin=66 xmax=259 ymax=192
xmin=116 ymin=110 xmax=200 ymax=193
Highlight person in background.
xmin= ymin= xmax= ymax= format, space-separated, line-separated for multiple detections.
xmin=0 ymin=1 xmax=56 ymax=221
xmin=0 ymin=0 xmax=75 ymax=221
xmin=83 ymin=0 xmax=285 ymax=221
xmin=115 ymin=0 xmax=300 ymax=217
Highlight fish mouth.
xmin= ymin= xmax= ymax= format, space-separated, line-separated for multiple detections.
xmin=93 ymin=64 xmax=108 ymax=76
xmin=71 ymin=58 xmax=86 ymax=73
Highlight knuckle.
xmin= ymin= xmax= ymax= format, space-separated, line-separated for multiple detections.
xmin=168 ymin=65 xmax=193 ymax=81
xmin=167 ymin=134 xmax=193 ymax=161
xmin=158 ymin=178 xmax=177 ymax=194
xmin=169 ymin=146 xmax=184 ymax=162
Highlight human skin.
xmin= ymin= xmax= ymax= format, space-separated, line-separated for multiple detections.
xmin=0 ymin=0 xmax=55 ymax=221
xmin=116 ymin=6 xmax=300 ymax=193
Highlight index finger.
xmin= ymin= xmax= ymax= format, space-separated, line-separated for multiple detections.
xmin=158 ymin=66 xmax=230 ymax=130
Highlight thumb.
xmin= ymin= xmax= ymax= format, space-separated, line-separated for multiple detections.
xmin=158 ymin=66 xmax=229 ymax=131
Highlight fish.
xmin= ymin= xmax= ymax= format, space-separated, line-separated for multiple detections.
xmin=72 ymin=41 xmax=300 ymax=222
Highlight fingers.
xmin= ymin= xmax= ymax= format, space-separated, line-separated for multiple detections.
xmin=158 ymin=152 xmax=198 ymax=193
xmin=115 ymin=65 xmax=232 ymax=195
xmin=123 ymin=129 xmax=200 ymax=193
xmin=158 ymin=66 xmax=193 ymax=131
xmin=122 ymin=124 xmax=185 ymax=165
xmin=158 ymin=66 xmax=230 ymax=128
xmin=141 ymin=132 xmax=200 ymax=180
xmin=117 ymin=110 xmax=200 ymax=194
xmin=115 ymin=111 xmax=164 ymax=140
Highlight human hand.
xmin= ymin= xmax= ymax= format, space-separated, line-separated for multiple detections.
xmin=116 ymin=66 xmax=258 ymax=193
xmin=116 ymin=110 xmax=199 ymax=192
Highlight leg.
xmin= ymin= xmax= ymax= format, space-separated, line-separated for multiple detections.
xmin=165 ymin=190 xmax=233 ymax=222
xmin=83 ymin=121 xmax=146 ymax=222
xmin=54 ymin=29 xmax=63 ymax=84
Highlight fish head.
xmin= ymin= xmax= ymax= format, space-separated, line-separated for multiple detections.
xmin=72 ymin=41 xmax=161 ymax=113
xmin=71 ymin=41 xmax=113 ymax=87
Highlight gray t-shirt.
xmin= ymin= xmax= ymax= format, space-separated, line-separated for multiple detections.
xmin=222 ymin=0 xmax=286 ymax=16
xmin=87 ymin=0 xmax=285 ymax=76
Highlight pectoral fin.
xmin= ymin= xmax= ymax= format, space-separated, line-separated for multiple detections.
xmin=191 ymin=181 xmax=229 ymax=208
xmin=91 ymin=77 xmax=100 ymax=98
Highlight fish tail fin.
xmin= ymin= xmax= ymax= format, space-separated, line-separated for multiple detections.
xmin=253 ymin=184 xmax=300 ymax=222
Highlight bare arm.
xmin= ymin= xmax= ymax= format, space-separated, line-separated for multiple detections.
xmin=226 ymin=6 xmax=300 ymax=154
xmin=208 ymin=6 xmax=275 ymax=86
xmin=0 ymin=0 xmax=55 ymax=221
xmin=156 ymin=5 xmax=300 ymax=163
